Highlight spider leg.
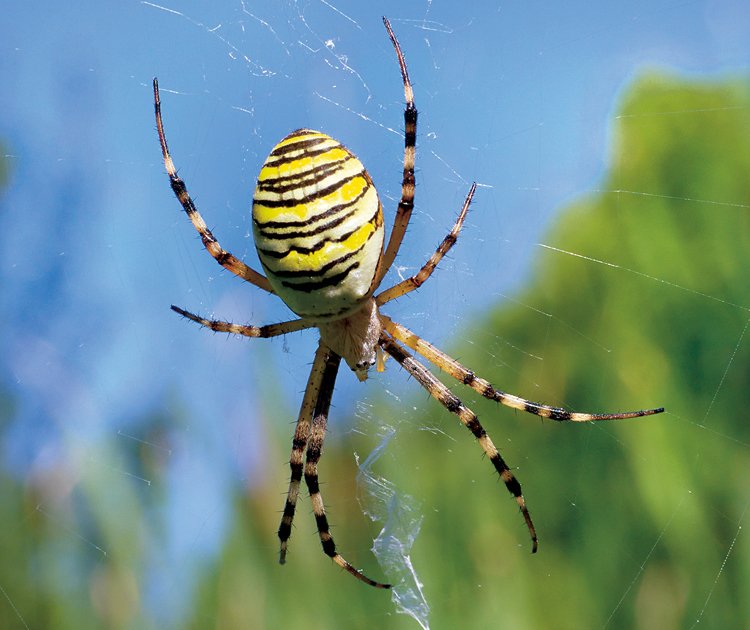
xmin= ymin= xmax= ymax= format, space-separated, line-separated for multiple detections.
xmin=153 ymin=79 xmax=274 ymax=294
xmin=379 ymin=332 xmax=539 ymax=553
xmin=302 ymin=344 xmax=391 ymax=589
xmin=380 ymin=314 xmax=664 ymax=421
xmin=375 ymin=18 xmax=418 ymax=288
xmin=376 ymin=183 xmax=476 ymax=305
xmin=277 ymin=343 xmax=329 ymax=563
xmin=171 ymin=305 xmax=313 ymax=338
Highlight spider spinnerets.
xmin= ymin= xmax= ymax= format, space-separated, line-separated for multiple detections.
xmin=154 ymin=17 xmax=664 ymax=590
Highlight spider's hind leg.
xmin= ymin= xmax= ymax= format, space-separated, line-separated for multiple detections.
xmin=286 ymin=343 xmax=391 ymax=588
xmin=379 ymin=332 xmax=539 ymax=552
xmin=277 ymin=343 xmax=331 ymax=563
xmin=379 ymin=314 xmax=664 ymax=421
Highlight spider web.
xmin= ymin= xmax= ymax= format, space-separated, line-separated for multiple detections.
xmin=0 ymin=1 xmax=749 ymax=629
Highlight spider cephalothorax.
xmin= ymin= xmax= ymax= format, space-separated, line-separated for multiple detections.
xmin=154 ymin=17 xmax=663 ymax=589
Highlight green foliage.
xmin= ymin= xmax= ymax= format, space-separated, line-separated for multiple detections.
xmin=245 ymin=72 xmax=750 ymax=628
xmin=2 ymin=72 xmax=749 ymax=628
xmin=431 ymin=72 xmax=750 ymax=628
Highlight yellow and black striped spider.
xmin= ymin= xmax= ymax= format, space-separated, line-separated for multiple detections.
xmin=154 ymin=18 xmax=664 ymax=589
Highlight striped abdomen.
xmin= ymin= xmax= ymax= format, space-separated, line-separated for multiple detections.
xmin=252 ymin=129 xmax=384 ymax=321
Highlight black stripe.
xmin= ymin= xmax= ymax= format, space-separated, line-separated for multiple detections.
xmin=404 ymin=106 xmax=417 ymax=148
xmin=254 ymin=184 xmax=372 ymax=231
xmin=546 ymin=407 xmax=572 ymax=421
xmin=277 ymin=518 xmax=292 ymax=540
xmin=491 ymin=454 xmax=523 ymax=497
xmin=259 ymin=229 xmax=350 ymax=258
xmin=464 ymin=416 xmax=486 ymax=439
xmin=269 ymin=243 xmax=362 ymax=279
xmin=269 ymin=134 xmax=330 ymax=159
xmin=257 ymin=201 xmax=359 ymax=241
xmin=257 ymin=157 xmax=351 ymax=194
xmin=258 ymin=205 xmax=381 ymax=258
xmin=253 ymin=172 xmax=365 ymax=209
xmin=266 ymin=215 xmax=379 ymax=282
xmin=481 ymin=383 xmax=496 ymax=398
xmin=264 ymin=143 xmax=346 ymax=170
xmin=320 ymin=531 xmax=336 ymax=556
xmin=294 ymin=302 xmax=360 ymax=320
xmin=306 ymin=474 xmax=320 ymax=494
xmin=281 ymin=260 xmax=360 ymax=293
xmin=279 ymin=128 xmax=313 ymax=140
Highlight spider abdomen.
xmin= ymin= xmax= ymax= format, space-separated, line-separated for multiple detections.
xmin=252 ymin=129 xmax=384 ymax=321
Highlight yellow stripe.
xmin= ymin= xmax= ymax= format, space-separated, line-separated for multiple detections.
xmin=273 ymin=130 xmax=329 ymax=149
xmin=253 ymin=174 xmax=369 ymax=223
xmin=267 ymin=219 xmax=376 ymax=273
xmin=258 ymin=147 xmax=350 ymax=182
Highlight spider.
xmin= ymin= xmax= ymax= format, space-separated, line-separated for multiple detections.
xmin=153 ymin=17 xmax=664 ymax=589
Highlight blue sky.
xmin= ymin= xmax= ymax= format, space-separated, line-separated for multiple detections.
xmin=1 ymin=0 xmax=748 ymax=624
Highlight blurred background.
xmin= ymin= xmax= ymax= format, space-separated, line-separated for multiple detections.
xmin=1 ymin=1 xmax=749 ymax=628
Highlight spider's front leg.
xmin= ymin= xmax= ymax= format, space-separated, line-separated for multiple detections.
xmin=153 ymin=78 xmax=274 ymax=294
xmin=375 ymin=17 xmax=419 ymax=288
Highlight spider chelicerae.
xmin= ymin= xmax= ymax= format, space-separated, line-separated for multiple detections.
xmin=154 ymin=17 xmax=664 ymax=589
